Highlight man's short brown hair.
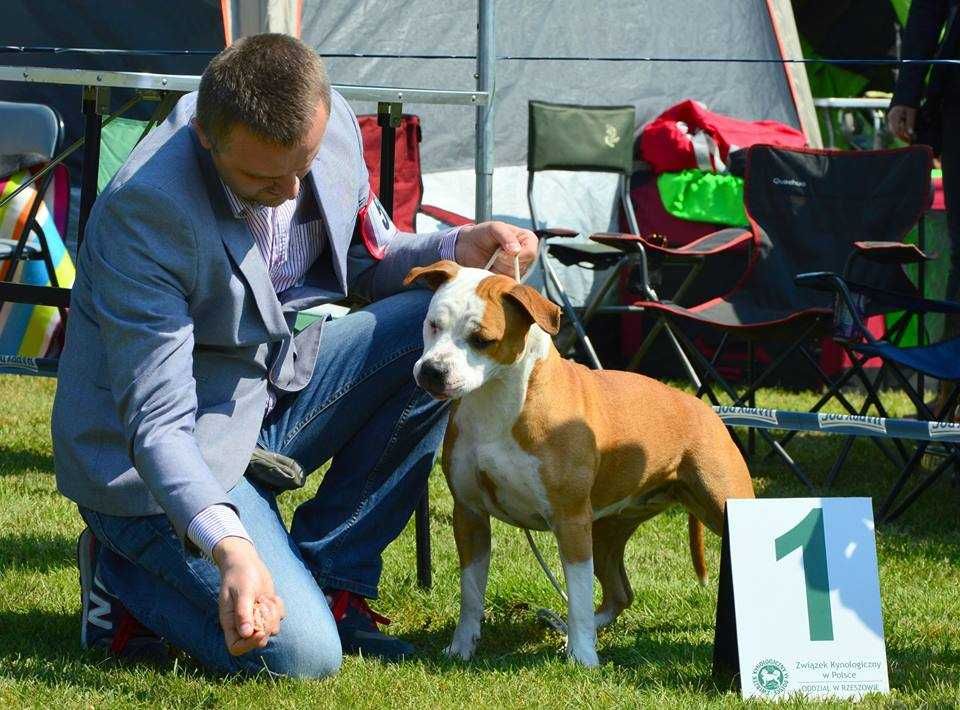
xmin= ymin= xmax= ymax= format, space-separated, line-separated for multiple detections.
xmin=196 ymin=33 xmax=330 ymax=151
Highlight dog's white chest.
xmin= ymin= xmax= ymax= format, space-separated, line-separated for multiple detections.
xmin=449 ymin=409 xmax=552 ymax=530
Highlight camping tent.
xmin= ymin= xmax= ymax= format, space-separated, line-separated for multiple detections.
xmin=0 ymin=0 xmax=819 ymax=306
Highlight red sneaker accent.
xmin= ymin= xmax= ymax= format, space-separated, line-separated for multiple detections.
xmin=329 ymin=589 xmax=391 ymax=627
xmin=109 ymin=609 xmax=154 ymax=655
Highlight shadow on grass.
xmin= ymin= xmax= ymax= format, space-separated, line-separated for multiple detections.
xmin=403 ymin=614 xmax=730 ymax=694
xmin=0 ymin=445 xmax=54 ymax=476
xmin=0 ymin=606 xmax=956 ymax=698
xmin=0 ymin=531 xmax=73 ymax=573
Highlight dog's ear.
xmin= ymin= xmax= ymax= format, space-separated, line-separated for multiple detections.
xmin=404 ymin=260 xmax=461 ymax=290
xmin=504 ymin=284 xmax=561 ymax=335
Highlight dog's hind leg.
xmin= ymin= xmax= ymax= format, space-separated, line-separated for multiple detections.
xmin=445 ymin=502 xmax=492 ymax=661
xmin=591 ymin=513 xmax=644 ymax=630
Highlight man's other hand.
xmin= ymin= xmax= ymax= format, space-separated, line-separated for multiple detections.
xmin=888 ymin=105 xmax=917 ymax=143
xmin=455 ymin=221 xmax=538 ymax=278
xmin=213 ymin=537 xmax=286 ymax=656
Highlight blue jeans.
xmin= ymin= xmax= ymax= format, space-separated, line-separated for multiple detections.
xmin=79 ymin=289 xmax=446 ymax=676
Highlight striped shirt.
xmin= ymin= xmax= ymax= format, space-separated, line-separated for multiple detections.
xmin=220 ymin=180 xmax=323 ymax=294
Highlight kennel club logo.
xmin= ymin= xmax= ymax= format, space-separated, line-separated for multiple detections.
xmin=714 ymin=406 xmax=779 ymax=427
xmin=752 ymin=658 xmax=789 ymax=696
xmin=929 ymin=421 xmax=960 ymax=441
xmin=817 ymin=413 xmax=887 ymax=435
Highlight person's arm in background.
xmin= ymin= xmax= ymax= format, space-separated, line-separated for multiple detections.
xmin=85 ymin=182 xmax=283 ymax=655
xmin=889 ymin=0 xmax=952 ymax=140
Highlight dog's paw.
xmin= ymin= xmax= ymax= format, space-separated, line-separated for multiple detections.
xmin=443 ymin=641 xmax=477 ymax=661
xmin=566 ymin=643 xmax=600 ymax=668
xmin=444 ymin=630 xmax=479 ymax=661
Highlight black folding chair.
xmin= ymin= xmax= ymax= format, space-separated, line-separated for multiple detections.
xmin=627 ymin=145 xmax=934 ymax=488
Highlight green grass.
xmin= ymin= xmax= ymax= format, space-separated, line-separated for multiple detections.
xmin=0 ymin=376 xmax=959 ymax=708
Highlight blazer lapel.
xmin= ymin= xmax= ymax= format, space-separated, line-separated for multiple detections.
xmin=192 ymin=131 xmax=290 ymax=339
xmin=309 ymin=149 xmax=355 ymax=294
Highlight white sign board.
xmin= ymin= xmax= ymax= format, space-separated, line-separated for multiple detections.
xmin=714 ymin=498 xmax=889 ymax=701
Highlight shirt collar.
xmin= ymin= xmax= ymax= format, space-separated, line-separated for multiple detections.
xmin=220 ymin=180 xmax=268 ymax=220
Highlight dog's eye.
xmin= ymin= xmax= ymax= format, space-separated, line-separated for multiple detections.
xmin=468 ymin=332 xmax=496 ymax=349
xmin=428 ymin=320 xmax=440 ymax=334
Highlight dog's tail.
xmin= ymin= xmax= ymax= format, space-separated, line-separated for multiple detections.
xmin=688 ymin=514 xmax=708 ymax=585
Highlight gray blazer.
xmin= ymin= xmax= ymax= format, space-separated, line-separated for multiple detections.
xmin=51 ymin=91 xmax=444 ymax=540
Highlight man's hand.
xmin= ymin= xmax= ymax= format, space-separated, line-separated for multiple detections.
xmin=455 ymin=221 xmax=538 ymax=278
xmin=213 ymin=537 xmax=285 ymax=656
xmin=888 ymin=105 xmax=917 ymax=143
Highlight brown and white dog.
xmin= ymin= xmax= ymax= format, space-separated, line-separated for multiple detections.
xmin=404 ymin=260 xmax=754 ymax=666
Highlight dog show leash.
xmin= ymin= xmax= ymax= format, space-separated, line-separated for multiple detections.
xmin=484 ymin=247 xmax=571 ymax=632
xmin=483 ymin=248 xmax=524 ymax=282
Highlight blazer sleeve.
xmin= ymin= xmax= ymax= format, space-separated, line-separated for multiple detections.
xmin=892 ymin=0 xmax=952 ymax=108
xmin=84 ymin=181 xmax=233 ymax=541
xmin=341 ymin=102 xmax=452 ymax=302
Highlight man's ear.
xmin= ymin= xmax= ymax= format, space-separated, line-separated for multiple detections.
xmin=191 ymin=117 xmax=213 ymax=151
xmin=404 ymin=260 xmax=461 ymax=290
xmin=504 ymin=284 xmax=561 ymax=335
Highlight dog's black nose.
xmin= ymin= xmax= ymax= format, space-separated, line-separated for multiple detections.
xmin=418 ymin=361 xmax=447 ymax=391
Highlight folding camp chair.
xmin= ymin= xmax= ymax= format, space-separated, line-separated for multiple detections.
xmin=526 ymin=100 xmax=748 ymax=372
xmin=0 ymin=100 xmax=71 ymax=373
xmin=796 ymin=242 xmax=960 ymax=521
xmin=624 ymin=145 xmax=933 ymax=488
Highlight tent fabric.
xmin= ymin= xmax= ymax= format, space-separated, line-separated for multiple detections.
xmin=98 ymin=118 xmax=150 ymax=194
xmin=656 ymin=170 xmax=748 ymax=227
xmin=302 ymin=0 xmax=811 ymax=176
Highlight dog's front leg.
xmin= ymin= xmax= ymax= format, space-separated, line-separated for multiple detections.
xmin=445 ymin=501 xmax=492 ymax=660
xmin=554 ymin=511 xmax=600 ymax=667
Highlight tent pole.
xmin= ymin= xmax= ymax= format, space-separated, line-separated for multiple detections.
xmin=476 ymin=0 xmax=494 ymax=222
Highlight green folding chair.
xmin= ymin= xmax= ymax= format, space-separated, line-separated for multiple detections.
xmin=526 ymin=100 xmax=701 ymax=380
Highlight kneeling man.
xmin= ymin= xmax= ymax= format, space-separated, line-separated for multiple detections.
xmin=52 ymin=33 xmax=534 ymax=676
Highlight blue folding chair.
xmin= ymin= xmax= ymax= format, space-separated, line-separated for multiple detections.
xmin=797 ymin=246 xmax=960 ymax=521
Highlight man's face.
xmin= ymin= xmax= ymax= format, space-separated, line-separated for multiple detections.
xmin=195 ymin=103 xmax=329 ymax=207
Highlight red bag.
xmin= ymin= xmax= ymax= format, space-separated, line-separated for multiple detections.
xmin=639 ymin=100 xmax=807 ymax=174
xmin=357 ymin=114 xmax=423 ymax=233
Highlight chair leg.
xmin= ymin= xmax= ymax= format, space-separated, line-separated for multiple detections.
xmin=747 ymin=340 xmax=756 ymax=459
xmin=876 ymin=377 xmax=960 ymax=522
xmin=626 ymin=315 xmax=702 ymax=390
xmin=878 ymin=443 xmax=928 ymax=521
xmin=670 ymin=326 xmax=815 ymax=491
xmin=824 ymin=436 xmax=857 ymax=490
xmin=415 ymin=489 xmax=431 ymax=589
xmin=881 ymin=450 xmax=957 ymax=524
xmin=541 ymin=255 xmax=603 ymax=369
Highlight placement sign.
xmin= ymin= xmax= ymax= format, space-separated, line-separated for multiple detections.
xmin=713 ymin=498 xmax=889 ymax=700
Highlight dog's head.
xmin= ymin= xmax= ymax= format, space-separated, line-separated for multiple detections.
xmin=404 ymin=260 xmax=561 ymax=400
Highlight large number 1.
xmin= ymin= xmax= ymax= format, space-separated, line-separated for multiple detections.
xmin=775 ymin=507 xmax=834 ymax=641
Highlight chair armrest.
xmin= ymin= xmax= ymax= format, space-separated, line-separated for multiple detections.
xmin=852 ymin=241 xmax=933 ymax=265
xmin=418 ymin=203 xmax=474 ymax=228
xmin=534 ymin=228 xmax=579 ymax=239
xmin=796 ymin=271 xmax=876 ymax=344
xmin=588 ymin=232 xmax=666 ymax=253
xmin=794 ymin=270 xmax=843 ymax=294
